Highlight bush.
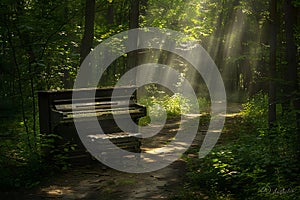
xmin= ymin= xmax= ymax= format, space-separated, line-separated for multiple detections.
xmin=184 ymin=93 xmax=300 ymax=199
xmin=138 ymin=93 xmax=191 ymax=124
xmin=241 ymin=92 xmax=268 ymax=128
xmin=0 ymin=124 xmax=74 ymax=189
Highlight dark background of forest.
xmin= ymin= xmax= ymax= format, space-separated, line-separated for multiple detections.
xmin=0 ymin=0 xmax=299 ymax=199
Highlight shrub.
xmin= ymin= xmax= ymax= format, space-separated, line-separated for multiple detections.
xmin=184 ymin=93 xmax=300 ymax=199
xmin=241 ymin=92 xmax=268 ymax=128
xmin=138 ymin=93 xmax=191 ymax=124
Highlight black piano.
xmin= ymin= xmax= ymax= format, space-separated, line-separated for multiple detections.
xmin=38 ymin=86 xmax=147 ymax=161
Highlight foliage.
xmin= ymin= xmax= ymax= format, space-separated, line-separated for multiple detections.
xmin=197 ymin=97 xmax=211 ymax=113
xmin=142 ymin=0 xmax=218 ymax=40
xmin=0 ymin=128 xmax=43 ymax=189
xmin=138 ymin=93 xmax=191 ymax=125
xmin=0 ymin=0 xmax=130 ymax=189
xmin=0 ymin=126 xmax=75 ymax=189
xmin=138 ymin=84 xmax=211 ymax=125
xmin=182 ymin=94 xmax=300 ymax=200
xmin=241 ymin=92 xmax=268 ymax=128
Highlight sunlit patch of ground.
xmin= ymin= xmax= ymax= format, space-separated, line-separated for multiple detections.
xmin=41 ymin=186 xmax=74 ymax=196
xmin=141 ymin=103 xmax=244 ymax=155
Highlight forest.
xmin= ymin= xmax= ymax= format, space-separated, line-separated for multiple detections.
xmin=0 ymin=0 xmax=299 ymax=199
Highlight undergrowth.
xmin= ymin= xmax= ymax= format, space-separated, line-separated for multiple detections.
xmin=0 ymin=118 xmax=75 ymax=190
xmin=138 ymin=93 xmax=210 ymax=125
xmin=176 ymin=93 xmax=300 ymax=200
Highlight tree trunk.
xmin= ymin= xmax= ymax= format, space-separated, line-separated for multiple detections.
xmin=284 ymin=0 xmax=298 ymax=103
xmin=80 ymin=0 xmax=95 ymax=65
xmin=127 ymin=0 xmax=140 ymax=85
xmin=268 ymin=0 xmax=277 ymax=127
xmin=284 ymin=0 xmax=300 ymax=157
xmin=107 ymin=2 xmax=114 ymax=25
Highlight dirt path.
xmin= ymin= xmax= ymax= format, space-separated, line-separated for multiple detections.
xmin=22 ymin=160 xmax=186 ymax=200
xmin=3 ymin=103 xmax=242 ymax=200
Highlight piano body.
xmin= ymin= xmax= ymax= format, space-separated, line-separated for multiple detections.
xmin=37 ymin=86 xmax=146 ymax=161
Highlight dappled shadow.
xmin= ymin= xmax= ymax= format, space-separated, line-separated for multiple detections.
xmin=10 ymin=160 xmax=186 ymax=200
xmin=141 ymin=117 xmax=181 ymax=151
xmin=1 ymin=103 xmax=243 ymax=200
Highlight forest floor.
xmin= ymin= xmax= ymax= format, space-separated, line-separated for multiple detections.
xmin=2 ymin=103 xmax=242 ymax=200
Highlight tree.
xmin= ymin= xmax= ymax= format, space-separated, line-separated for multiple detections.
xmin=126 ymin=0 xmax=140 ymax=85
xmin=268 ymin=0 xmax=277 ymax=126
xmin=284 ymin=0 xmax=300 ymax=155
xmin=80 ymin=0 xmax=95 ymax=65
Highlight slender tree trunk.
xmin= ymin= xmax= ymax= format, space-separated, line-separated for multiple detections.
xmin=284 ymin=0 xmax=300 ymax=157
xmin=129 ymin=0 xmax=139 ymax=31
xmin=284 ymin=0 xmax=298 ymax=101
xmin=107 ymin=2 xmax=114 ymax=25
xmin=268 ymin=0 xmax=277 ymax=127
xmin=16 ymin=29 xmax=38 ymax=150
xmin=80 ymin=0 xmax=95 ymax=65
xmin=127 ymin=0 xmax=140 ymax=85
xmin=6 ymin=25 xmax=32 ymax=150
xmin=28 ymin=52 xmax=37 ymax=150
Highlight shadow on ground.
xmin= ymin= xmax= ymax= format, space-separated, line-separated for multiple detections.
xmin=1 ymin=103 xmax=242 ymax=200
